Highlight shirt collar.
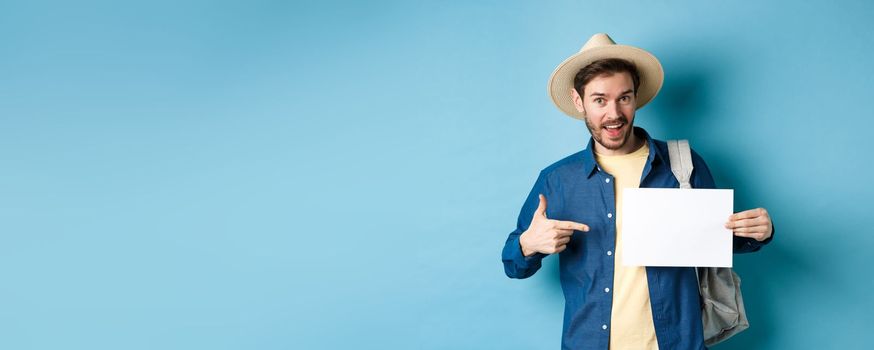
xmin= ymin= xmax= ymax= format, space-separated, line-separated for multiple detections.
xmin=580 ymin=127 xmax=667 ymax=178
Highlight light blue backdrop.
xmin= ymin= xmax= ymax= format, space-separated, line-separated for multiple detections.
xmin=2 ymin=0 xmax=872 ymax=349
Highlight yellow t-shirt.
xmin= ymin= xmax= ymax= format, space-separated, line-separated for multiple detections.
xmin=595 ymin=142 xmax=659 ymax=350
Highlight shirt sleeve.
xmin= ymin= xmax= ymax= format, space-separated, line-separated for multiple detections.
xmin=689 ymin=148 xmax=774 ymax=253
xmin=501 ymin=170 xmax=550 ymax=279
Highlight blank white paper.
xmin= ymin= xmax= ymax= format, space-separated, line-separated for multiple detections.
xmin=621 ymin=188 xmax=733 ymax=267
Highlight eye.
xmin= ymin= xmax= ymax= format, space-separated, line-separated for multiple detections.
xmin=619 ymin=96 xmax=631 ymax=103
xmin=594 ymin=98 xmax=604 ymax=104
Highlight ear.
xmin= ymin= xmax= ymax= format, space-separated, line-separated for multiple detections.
xmin=570 ymin=88 xmax=586 ymax=115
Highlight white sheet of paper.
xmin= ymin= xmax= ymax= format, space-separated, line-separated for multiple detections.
xmin=621 ymin=188 xmax=734 ymax=267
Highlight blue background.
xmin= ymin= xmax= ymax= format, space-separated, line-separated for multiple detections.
xmin=1 ymin=0 xmax=872 ymax=349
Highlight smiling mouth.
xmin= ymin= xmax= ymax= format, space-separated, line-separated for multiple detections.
xmin=604 ymin=122 xmax=625 ymax=137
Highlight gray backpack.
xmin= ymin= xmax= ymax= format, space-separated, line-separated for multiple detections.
xmin=667 ymin=140 xmax=750 ymax=347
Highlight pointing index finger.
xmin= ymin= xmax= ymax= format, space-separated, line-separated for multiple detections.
xmin=554 ymin=220 xmax=590 ymax=232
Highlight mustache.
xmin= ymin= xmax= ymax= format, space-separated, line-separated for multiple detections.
xmin=603 ymin=116 xmax=629 ymax=126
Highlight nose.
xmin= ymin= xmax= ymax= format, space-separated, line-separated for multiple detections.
xmin=606 ymin=101 xmax=622 ymax=120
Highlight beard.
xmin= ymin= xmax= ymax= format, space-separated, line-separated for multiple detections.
xmin=584 ymin=115 xmax=633 ymax=151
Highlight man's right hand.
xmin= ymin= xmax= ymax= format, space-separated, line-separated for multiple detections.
xmin=519 ymin=194 xmax=590 ymax=256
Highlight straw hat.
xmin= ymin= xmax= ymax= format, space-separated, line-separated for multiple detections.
xmin=548 ymin=33 xmax=664 ymax=120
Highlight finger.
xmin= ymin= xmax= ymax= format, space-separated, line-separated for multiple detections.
xmin=732 ymin=225 xmax=769 ymax=234
xmin=554 ymin=228 xmax=574 ymax=236
xmin=535 ymin=194 xmax=548 ymax=218
xmin=554 ymin=220 xmax=590 ymax=232
xmin=555 ymin=237 xmax=571 ymax=245
xmin=554 ymin=244 xmax=568 ymax=254
xmin=729 ymin=208 xmax=768 ymax=221
xmin=725 ymin=217 xmax=767 ymax=229
xmin=734 ymin=231 xmax=768 ymax=241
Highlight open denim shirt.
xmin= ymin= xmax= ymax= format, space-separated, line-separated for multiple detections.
xmin=501 ymin=128 xmax=772 ymax=350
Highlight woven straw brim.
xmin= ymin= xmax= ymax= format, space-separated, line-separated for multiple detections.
xmin=548 ymin=44 xmax=664 ymax=120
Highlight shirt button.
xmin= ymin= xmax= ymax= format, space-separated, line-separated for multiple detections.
xmin=602 ymin=324 xmax=608 ymax=330
xmin=607 ymin=213 xmax=613 ymax=218
xmin=605 ymin=178 xmax=611 ymax=183
xmin=607 ymin=250 xmax=613 ymax=256
xmin=604 ymin=287 xmax=610 ymax=293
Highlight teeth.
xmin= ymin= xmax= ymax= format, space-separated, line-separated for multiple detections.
xmin=605 ymin=124 xmax=622 ymax=129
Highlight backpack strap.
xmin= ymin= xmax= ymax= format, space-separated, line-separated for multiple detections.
xmin=668 ymin=139 xmax=698 ymax=280
xmin=667 ymin=139 xmax=694 ymax=189
xmin=667 ymin=139 xmax=750 ymax=345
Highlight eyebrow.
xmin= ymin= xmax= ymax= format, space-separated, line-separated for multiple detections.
xmin=589 ymin=89 xmax=635 ymax=97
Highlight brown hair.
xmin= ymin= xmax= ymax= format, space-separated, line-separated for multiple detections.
xmin=573 ymin=58 xmax=641 ymax=97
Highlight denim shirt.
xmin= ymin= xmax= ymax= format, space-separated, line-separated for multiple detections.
xmin=501 ymin=128 xmax=771 ymax=350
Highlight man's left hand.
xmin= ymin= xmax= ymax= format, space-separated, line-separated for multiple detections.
xmin=725 ymin=208 xmax=773 ymax=241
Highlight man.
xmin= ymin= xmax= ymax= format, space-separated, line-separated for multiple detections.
xmin=501 ymin=33 xmax=774 ymax=350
